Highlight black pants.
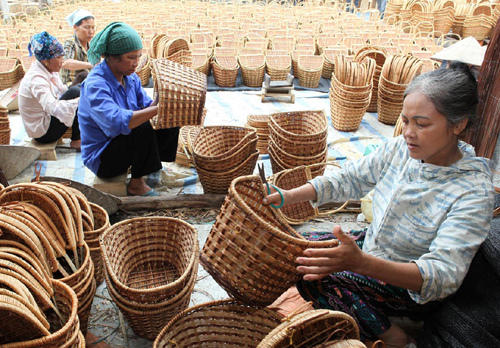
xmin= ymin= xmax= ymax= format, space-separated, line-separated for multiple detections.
xmin=96 ymin=122 xmax=179 ymax=179
xmin=35 ymin=85 xmax=81 ymax=143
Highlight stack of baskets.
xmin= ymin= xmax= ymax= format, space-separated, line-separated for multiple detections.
xmin=265 ymin=51 xmax=291 ymax=81
xmin=462 ymin=3 xmax=496 ymax=41
xmin=100 ymin=217 xmax=199 ymax=340
xmin=150 ymin=58 xmax=207 ymax=129
xmin=354 ymin=46 xmax=387 ymax=113
xmin=239 ymin=54 xmax=266 ymax=87
xmin=322 ymin=47 xmax=349 ymax=79
xmin=246 ymin=114 xmax=270 ymax=154
xmin=0 ymin=104 xmax=10 ymax=145
xmin=212 ymin=48 xmax=240 ymax=87
xmin=297 ymin=54 xmax=324 ymax=88
xmin=191 ymin=126 xmax=259 ymax=194
xmin=83 ymin=203 xmax=110 ymax=285
xmin=158 ymin=37 xmax=192 ymax=67
xmin=330 ymin=55 xmax=376 ymax=131
xmin=200 ymin=175 xmax=339 ymax=306
xmin=268 ymin=110 xmax=328 ymax=174
xmin=433 ymin=0 xmax=455 ymax=37
xmin=378 ymin=54 xmax=422 ymax=125
xmin=175 ymin=125 xmax=202 ymax=167
xmin=0 ymin=57 xmax=24 ymax=90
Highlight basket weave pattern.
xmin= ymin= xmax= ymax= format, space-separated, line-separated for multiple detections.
xmin=0 ymin=105 xmax=10 ymax=145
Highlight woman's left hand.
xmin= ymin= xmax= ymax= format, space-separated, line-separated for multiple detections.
xmin=296 ymin=225 xmax=365 ymax=281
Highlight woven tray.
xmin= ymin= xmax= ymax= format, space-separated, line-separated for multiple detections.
xmin=150 ymin=58 xmax=207 ymax=129
xmin=200 ymin=175 xmax=338 ymax=306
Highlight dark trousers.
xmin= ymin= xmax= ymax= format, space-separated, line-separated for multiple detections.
xmin=35 ymin=85 xmax=81 ymax=143
xmin=96 ymin=122 xmax=179 ymax=179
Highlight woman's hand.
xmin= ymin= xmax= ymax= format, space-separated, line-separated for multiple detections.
xmin=296 ymin=225 xmax=365 ymax=281
xmin=263 ymin=185 xmax=288 ymax=207
xmin=262 ymin=182 xmax=317 ymax=207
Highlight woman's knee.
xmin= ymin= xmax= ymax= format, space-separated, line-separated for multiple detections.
xmin=60 ymin=85 xmax=80 ymax=100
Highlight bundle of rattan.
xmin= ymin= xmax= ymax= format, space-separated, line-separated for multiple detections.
xmin=0 ymin=182 xmax=98 ymax=334
xmin=268 ymin=163 xmax=346 ymax=225
xmin=462 ymin=3 xmax=496 ymax=41
xmin=0 ymin=104 xmax=10 ymax=144
xmin=212 ymin=55 xmax=240 ymax=87
xmin=433 ymin=0 xmax=455 ymax=37
xmin=191 ymin=126 xmax=258 ymax=194
xmin=83 ymin=203 xmax=110 ymax=285
xmin=246 ymin=114 xmax=270 ymax=154
xmin=201 ymin=175 xmax=338 ymax=306
xmin=257 ymin=309 xmax=360 ymax=348
xmin=175 ymin=125 xmax=202 ymax=167
xmin=297 ymin=55 xmax=324 ymax=88
xmin=378 ymin=54 xmax=422 ymax=125
xmin=322 ymin=47 xmax=349 ymax=79
xmin=153 ymin=300 xmax=283 ymax=348
xmin=150 ymin=58 xmax=207 ymax=129
xmin=354 ymin=46 xmax=387 ymax=113
xmin=329 ymin=55 xmax=375 ymax=131
xmin=136 ymin=54 xmax=151 ymax=86
xmin=268 ymin=110 xmax=328 ymax=174
xmin=100 ymin=217 xmax=199 ymax=340
xmin=239 ymin=54 xmax=266 ymax=87
xmin=266 ymin=52 xmax=291 ymax=81
xmin=0 ymin=57 xmax=24 ymax=90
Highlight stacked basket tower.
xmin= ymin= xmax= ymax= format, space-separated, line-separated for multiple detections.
xmin=246 ymin=114 xmax=270 ymax=154
xmin=0 ymin=104 xmax=10 ymax=145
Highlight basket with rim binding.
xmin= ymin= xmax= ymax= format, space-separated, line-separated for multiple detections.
xmin=268 ymin=110 xmax=328 ymax=144
xmin=297 ymin=54 xmax=324 ymax=88
xmin=239 ymin=54 xmax=266 ymax=87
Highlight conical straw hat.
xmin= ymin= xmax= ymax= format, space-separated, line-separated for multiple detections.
xmin=431 ymin=36 xmax=485 ymax=66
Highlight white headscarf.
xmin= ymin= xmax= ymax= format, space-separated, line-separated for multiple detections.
xmin=66 ymin=9 xmax=94 ymax=27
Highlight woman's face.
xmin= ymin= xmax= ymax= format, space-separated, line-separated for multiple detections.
xmin=74 ymin=18 xmax=95 ymax=44
xmin=42 ymin=54 xmax=64 ymax=73
xmin=401 ymin=91 xmax=466 ymax=167
xmin=108 ymin=49 xmax=142 ymax=78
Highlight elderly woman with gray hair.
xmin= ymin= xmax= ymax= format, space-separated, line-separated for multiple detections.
xmin=264 ymin=62 xmax=494 ymax=348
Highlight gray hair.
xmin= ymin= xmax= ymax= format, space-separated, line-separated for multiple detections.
xmin=404 ymin=62 xmax=478 ymax=130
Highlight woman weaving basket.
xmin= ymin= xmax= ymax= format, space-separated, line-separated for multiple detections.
xmin=60 ymin=9 xmax=95 ymax=85
xmin=79 ymin=22 xmax=179 ymax=197
xmin=264 ymin=62 xmax=495 ymax=348
xmin=19 ymin=31 xmax=81 ymax=150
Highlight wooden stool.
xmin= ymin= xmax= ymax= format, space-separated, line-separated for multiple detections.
xmin=25 ymin=139 xmax=58 ymax=161
xmin=93 ymin=172 xmax=128 ymax=197
xmin=261 ymin=73 xmax=295 ymax=103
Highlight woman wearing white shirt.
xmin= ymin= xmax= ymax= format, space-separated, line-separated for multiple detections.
xmin=19 ymin=31 xmax=81 ymax=150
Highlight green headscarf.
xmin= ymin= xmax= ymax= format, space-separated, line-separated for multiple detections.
xmin=88 ymin=22 xmax=143 ymax=66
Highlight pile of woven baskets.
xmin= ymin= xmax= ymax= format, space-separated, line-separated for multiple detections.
xmin=330 ymin=55 xmax=376 ymax=131
xmin=190 ymin=125 xmax=259 ymax=194
xmin=83 ymin=203 xmax=110 ymax=285
xmin=0 ymin=181 xmax=103 ymax=344
xmin=0 ymin=104 xmax=10 ymax=145
xmin=354 ymin=46 xmax=387 ymax=113
xmin=268 ymin=110 xmax=328 ymax=174
xmin=150 ymin=58 xmax=207 ymax=129
xmin=0 ymin=57 xmax=24 ymax=90
xmin=246 ymin=114 xmax=270 ymax=154
xmin=100 ymin=217 xmax=199 ymax=340
xmin=378 ymin=54 xmax=422 ymax=125
xmin=462 ymin=3 xmax=497 ymax=41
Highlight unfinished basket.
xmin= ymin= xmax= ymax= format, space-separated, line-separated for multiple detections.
xmin=239 ymin=54 xmax=266 ymax=87
xmin=153 ymin=300 xmax=283 ymax=348
xmin=257 ymin=309 xmax=360 ymax=348
xmin=150 ymin=58 xmax=207 ymax=129
xmin=200 ymin=175 xmax=338 ymax=306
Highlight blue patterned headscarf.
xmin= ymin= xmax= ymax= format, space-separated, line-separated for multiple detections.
xmin=28 ymin=31 xmax=64 ymax=61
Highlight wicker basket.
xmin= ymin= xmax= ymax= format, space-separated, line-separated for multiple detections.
xmin=175 ymin=125 xmax=202 ymax=167
xmin=269 ymin=140 xmax=328 ymax=168
xmin=0 ymin=58 xmax=24 ymax=90
xmin=200 ymin=175 xmax=338 ymax=306
xmin=297 ymin=55 xmax=324 ymax=88
xmin=239 ymin=54 xmax=266 ymax=87
xmin=316 ymin=339 xmax=368 ymax=348
xmin=266 ymin=54 xmax=291 ymax=81
xmin=153 ymin=300 xmax=283 ymax=348
xmin=84 ymin=203 xmax=110 ymax=285
xmin=191 ymin=53 xmax=210 ymax=76
xmin=0 ymin=109 xmax=10 ymax=144
xmin=150 ymin=58 xmax=207 ymax=129
xmin=136 ymin=54 xmax=151 ymax=86
xmin=269 ymin=110 xmax=328 ymax=144
xmin=212 ymin=55 xmax=239 ymax=87
xmin=257 ymin=309 xmax=360 ymax=348
xmin=247 ymin=114 xmax=270 ymax=154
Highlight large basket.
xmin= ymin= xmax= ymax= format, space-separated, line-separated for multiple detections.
xmin=297 ymin=55 xmax=324 ymax=88
xmin=257 ymin=309 xmax=360 ymax=348
xmin=266 ymin=54 xmax=291 ymax=81
xmin=239 ymin=54 xmax=266 ymax=87
xmin=153 ymin=300 xmax=283 ymax=348
xmin=200 ymin=175 xmax=338 ymax=306
xmin=150 ymin=58 xmax=207 ymax=129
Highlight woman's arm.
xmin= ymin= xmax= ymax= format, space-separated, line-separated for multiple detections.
xmin=61 ymin=59 xmax=93 ymax=71
xmin=128 ymin=105 xmax=158 ymax=129
xmin=296 ymin=225 xmax=423 ymax=292
xmin=264 ymin=182 xmax=317 ymax=207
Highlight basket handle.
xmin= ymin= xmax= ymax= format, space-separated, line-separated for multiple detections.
xmin=281 ymin=301 xmax=314 ymax=322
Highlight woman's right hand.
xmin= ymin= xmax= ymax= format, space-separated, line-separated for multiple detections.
xmin=263 ymin=186 xmax=288 ymax=207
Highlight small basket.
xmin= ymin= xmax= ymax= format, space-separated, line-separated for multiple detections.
xmin=297 ymin=55 xmax=324 ymax=88
xmin=257 ymin=309 xmax=360 ymax=348
xmin=212 ymin=56 xmax=239 ymax=87
xmin=150 ymin=58 xmax=207 ymax=129
xmin=201 ymin=175 xmax=338 ymax=306
xmin=239 ymin=54 xmax=266 ymax=87
xmin=269 ymin=110 xmax=328 ymax=143
xmin=153 ymin=300 xmax=283 ymax=348
xmin=266 ymin=55 xmax=291 ymax=81
xmin=191 ymin=53 xmax=210 ymax=75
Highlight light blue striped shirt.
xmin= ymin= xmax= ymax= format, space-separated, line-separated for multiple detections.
xmin=310 ymin=136 xmax=494 ymax=304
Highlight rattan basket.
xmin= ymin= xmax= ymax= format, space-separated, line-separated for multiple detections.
xmin=247 ymin=114 xmax=270 ymax=154
xmin=297 ymin=55 xmax=324 ymax=88
xmin=269 ymin=110 xmax=328 ymax=144
xmin=239 ymin=54 xmax=266 ymax=87
xmin=0 ymin=58 xmax=24 ymax=90
xmin=136 ymin=54 xmax=151 ymax=86
xmin=84 ymin=203 xmax=110 ymax=284
xmin=200 ymin=175 xmax=338 ymax=306
xmin=175 ymin=125 xmax=202 ymax=167
xmin=150 ymin=58 xmax=207 ymax=129
xmin=153 ymin=300 xmax=283 ymax=348
xmin=212 ymin=55 xmax=239 ymax=87
xmin=266 ymin=54 xmax=291 ymax=81
xmin=257 ymin=309 xmax=360 ymax=348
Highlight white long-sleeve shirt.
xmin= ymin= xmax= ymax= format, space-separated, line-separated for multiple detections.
xmin=309 ymin=136 xmax=494 ymax=304
xmin=18 ymin=60 xmax=79 ymax=138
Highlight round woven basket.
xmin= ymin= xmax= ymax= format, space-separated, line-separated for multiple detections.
xmin=257 ymin=309 xmax=360 ymax=348
xmin=269 ymin=110 xmax=328 ymax=143
xmin=150 ymin=58 xmax=207 ymax=129
xmin=239 ymin=54 xmax=266 ymax=87
xmin=212 ymin=55 xmax=239 ymax=87
xmin=297 ymin=55 xmax=324 ymax=88
xmin=200 ymin=175 xmax=338 ymax=306
xmin=153 ymin=299 xmax=284 ymax=348
xmin=266 ymin=54 xmax=291 ymax=81
xmin=100 ymin=217 xmax=199 ymax=303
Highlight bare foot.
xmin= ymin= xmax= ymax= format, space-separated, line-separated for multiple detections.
xmin=127 ymin=178 xmax=152 ymax=196
xmin=377 ymin=324 xmax=411 ymax=348
xmin=70 ymin=140 xmax=81 ymax=151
